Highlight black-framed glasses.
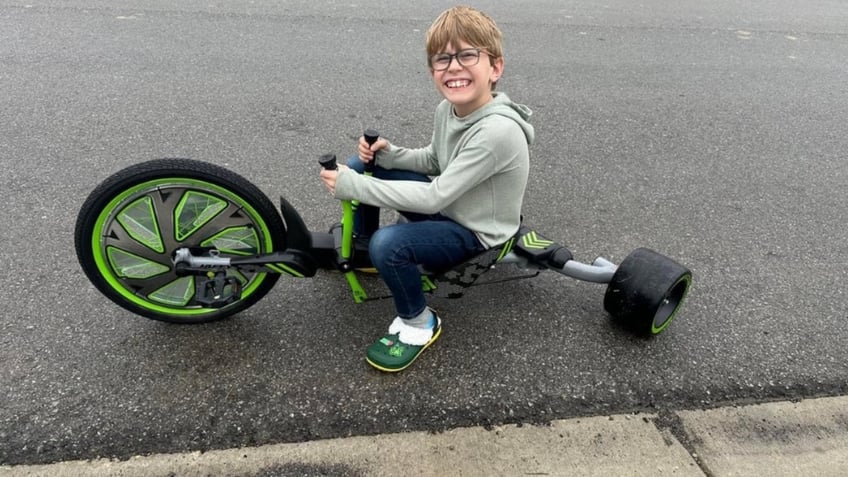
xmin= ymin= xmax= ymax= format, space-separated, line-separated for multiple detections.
xmin=429 ymin=48 xmax=489 ymax=71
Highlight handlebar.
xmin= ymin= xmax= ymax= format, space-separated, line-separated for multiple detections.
xmin=318 ymin=129 xmax=380 ymax=174
xmin=318 ymin=153 xmax=338 ymax=171
xmin=363 ymin=129 xmax=379 ymax=174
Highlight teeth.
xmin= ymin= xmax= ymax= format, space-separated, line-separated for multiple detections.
xmin=447 ymin=80 xmax=469 ymax=88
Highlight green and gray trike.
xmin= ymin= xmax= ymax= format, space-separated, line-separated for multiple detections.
xmin=75 ymin=131 xmax=692 ymax=335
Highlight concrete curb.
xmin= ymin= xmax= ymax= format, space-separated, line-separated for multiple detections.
xmin=3 ymin=395 xmax=847 ymax=476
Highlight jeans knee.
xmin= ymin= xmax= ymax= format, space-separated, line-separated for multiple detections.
xmin=369 ymin=227 xmax=410 ymax=269
xmin=368 ymin=228 xmax=390 ymax=267
xmin=346 ymin=155 xmax=366 ymax=173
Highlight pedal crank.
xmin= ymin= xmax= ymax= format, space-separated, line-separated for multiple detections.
xmin=195 ymin=271 xmax=242 ymax=308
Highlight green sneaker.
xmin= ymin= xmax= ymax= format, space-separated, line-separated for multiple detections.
xmin=365 ymin=317 xmax=442 ymax=372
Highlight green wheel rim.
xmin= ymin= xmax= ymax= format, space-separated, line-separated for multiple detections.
xmin=650 ymin=274 xmax=691 ymax=334
xmin=90 ymin=177 xmax=277 ymax=316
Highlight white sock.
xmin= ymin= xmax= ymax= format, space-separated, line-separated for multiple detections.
xmin=388 ymin=309 xmax=439 ymax=346
xmin=405 ymin=308 xmax=436 ymax=328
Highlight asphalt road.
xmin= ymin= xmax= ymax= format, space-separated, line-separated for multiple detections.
xmin=1 ymin=0 xmax=846 ymax=466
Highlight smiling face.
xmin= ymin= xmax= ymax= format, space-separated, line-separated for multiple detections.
xmin=430 ymin=40 xmax=504 ymax=118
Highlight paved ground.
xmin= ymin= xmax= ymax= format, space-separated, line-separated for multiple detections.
xmin=1 ymin=0 xmax=847 ymax=471
xmin=3 ymin=395 xmax=848 ymax=476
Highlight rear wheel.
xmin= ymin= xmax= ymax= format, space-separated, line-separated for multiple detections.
xmin=74 ymin=158 xmax=286 ymax=323
xmin=603 ymin=248 xmax=691 ymax=335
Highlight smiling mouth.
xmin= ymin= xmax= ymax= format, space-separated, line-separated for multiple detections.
xmin=446 ymin=79 xmax=470 ymax=88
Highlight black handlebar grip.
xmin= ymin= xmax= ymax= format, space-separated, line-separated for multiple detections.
xmin=319 ymin=153 xmax=338 ymax=170
xmin=364 ymin=129 xmax=380 ymax=146
xmin=363 ymin=129 xmax=380 ymax=173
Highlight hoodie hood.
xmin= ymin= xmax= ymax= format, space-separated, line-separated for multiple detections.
xmin=453 ymin=92 xmax=535 ymax=145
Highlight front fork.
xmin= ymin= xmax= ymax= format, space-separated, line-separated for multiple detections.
xmin=336 ymin=199 xmax=369 ymax=303
xmin=319 ymin=146 xmax=378 ymax=304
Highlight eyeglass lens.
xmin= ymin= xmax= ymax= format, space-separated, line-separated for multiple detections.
xmin=431 ymin=49 xmax=481 ymax=70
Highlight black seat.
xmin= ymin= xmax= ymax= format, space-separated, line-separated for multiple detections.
xmin=426 ymin=234 xmax=518 ymax=298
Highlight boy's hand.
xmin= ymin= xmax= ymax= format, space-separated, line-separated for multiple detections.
xmin=319 ymin=164 xmax=348 ymax=194
xmin=358 ymin=135 xmax=388 ymax=163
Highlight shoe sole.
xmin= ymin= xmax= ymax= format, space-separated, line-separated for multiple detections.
xmin=365 ymin=325 xmax=443 ymax=373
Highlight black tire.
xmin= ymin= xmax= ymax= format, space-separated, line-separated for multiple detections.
xmin=74 ymin=158 xmax=287 ymax=323
xmin=603 ymin=248 xmax=692 ymax=335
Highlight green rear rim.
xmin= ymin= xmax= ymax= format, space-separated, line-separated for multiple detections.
xmin=91 ymin=178 xmax=276 ymax=316
xmin=650 ymin=274 xmax=692 ymax=334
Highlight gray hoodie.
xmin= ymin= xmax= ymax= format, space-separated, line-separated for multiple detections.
xmin=334 ymin=92 xmax=534 ymax=248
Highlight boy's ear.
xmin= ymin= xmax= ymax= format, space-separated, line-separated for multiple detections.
xmin=490 ymin=56 xmax=504 ymax=83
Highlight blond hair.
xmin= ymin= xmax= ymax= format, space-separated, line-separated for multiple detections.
xmin=425 ymin=6 xmax=504 ymax=61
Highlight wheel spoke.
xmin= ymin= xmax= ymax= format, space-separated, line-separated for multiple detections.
xmin=173 ymin=190 xmax=230 ymax=242
xmin=182 ymin=203 xmax=257 ymax=249
xmin=202 ymin=225 xmax=260 ymax=256
xmin=121 ymin=272 xmax=187 ymax=299
xmin=103 ymin=213 xmax=169 ymax=264
xmin=147 ymin=186 xmax=188 ymax=252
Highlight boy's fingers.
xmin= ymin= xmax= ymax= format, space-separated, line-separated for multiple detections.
xmin=371 ymin=139 xmax=387 ymax=152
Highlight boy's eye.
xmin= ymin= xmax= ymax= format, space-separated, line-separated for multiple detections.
xmin=433 ymin=55 xmax=452 ymax=65
xmin=458 ymin=50 xmax=479 ymax=62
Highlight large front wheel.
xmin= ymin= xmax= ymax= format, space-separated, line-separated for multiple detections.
xmin=74 ymin=158 xmax=287 ymax=323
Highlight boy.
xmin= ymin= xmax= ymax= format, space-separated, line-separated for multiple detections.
xmin=319 ymin=6 xmax=534 ymax=372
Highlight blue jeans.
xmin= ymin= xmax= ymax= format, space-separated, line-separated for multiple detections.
xmin=346 ymin=156 xmax=484 ymax=318
xmin=345 ymin=155 xmax=437 ymax=237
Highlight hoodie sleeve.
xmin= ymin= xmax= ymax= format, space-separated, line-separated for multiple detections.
xmin=375 ymin=140 xmax=440 ymax=176
xmin=334 ymin=117 xmax=520 ymax=214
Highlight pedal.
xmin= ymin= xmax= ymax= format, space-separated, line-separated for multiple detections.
xmin=195 ymin=271 xmax=242 ymax=308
